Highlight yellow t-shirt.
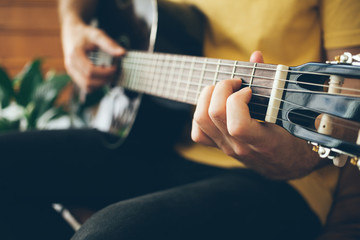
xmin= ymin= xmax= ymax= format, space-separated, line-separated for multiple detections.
xmin=163 ymin=0 xmax=360 ymax=225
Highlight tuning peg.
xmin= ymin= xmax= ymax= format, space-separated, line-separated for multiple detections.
xmin=332 ymin=154 xmax=347 ymax=167
xmin=350 ymin=156 xmax=360 ymax=170
xmin=326 ymin=52 xmax=360 ymax=66
xmin=309 ymin=142 xmax=353 ymax=167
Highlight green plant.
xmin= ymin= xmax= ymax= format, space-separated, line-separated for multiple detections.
xmin=0 ymin=59 xmax=73 ymax=132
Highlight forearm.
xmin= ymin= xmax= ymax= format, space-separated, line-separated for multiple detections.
xmin=58 ymin=0 xmax=98 ymax=26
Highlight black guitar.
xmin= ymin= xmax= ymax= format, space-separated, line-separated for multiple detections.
xmin=84 ymin=0 xmax=360 ymax=168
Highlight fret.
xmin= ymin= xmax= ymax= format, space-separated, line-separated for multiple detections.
xmin=231 ymin=60 xmax=237 ymax=79
xmin=138 ymin=53 xmax=145 ymax=92
xmin=184 ymin=56 xmax=196 ymax=103
xmin=158 ymin=54 xmax=167 ymax=97
xmin=164 ymin=54 xmax=172 ymax=98
xmin=167 ymin=54 xmax=177 ymax=99
xmin=162 ymin=54 xmax=171 ymax=97
xmin=132 ymin=52 xmax=139 ymax=90
xmin=150 ymin=54 xmax=157 ymax=95
xmin=126 ymin=55 xmax=135 ymax=90
xmin=138 ymin=53 xmax=144 ymax=92
xmin=143 ymin=54 xmax=151 ymax=93
xmin=174 ymin=55 xmax=186 ymax=102
xmin=249 ymin=63 xmax=257 ymax=88
xmin=213 ymin=59 xmax=221 ymax=85
xmin=165 ymin=55 xmax=173 ymax=97
xmin=131 ymin=52 xmax=138 ymax=90
xmin=196 ymin=58 xmax=207 ymax=102
xmin=154 ymin=54 xmax=161 ymax=96
xmin=145 ymin=54 xmax=153 ymax=93
xmin=153 ymin=54 xmax=161 ymax=96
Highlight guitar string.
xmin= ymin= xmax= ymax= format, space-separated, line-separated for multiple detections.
xmin=247 ymin=101 xmax=360 ymax=133
xmin=90 ymin=52 xmax=360 ymax=94
xmin=122 ymin=71 xmax=360 ymax=134
xmin=121 ymin=63 xmax=360 ymax=124
xmin=121 ymin=62 xmax=360 ymax=97
xmin=121 ymin=61 xmax=360 ymax=102
xmin=129 ymin=72 xmax=359 ymax=131
xmin=89 ymin=52 xmax=360 ymax=143
xmin=90 ymin=49 xmax=358 ymax=81
xmin=120 ymin=57 xmax=360 ymax=95
xmin=125 ymin=74 xmax=360 ymax=135
xmin=125 ymin=50 xmax=358 ymax=79
xmin=246 ymin=108 xmax=359 ymax=144
xmin=122 ymin=70 xmax=360 ymax=134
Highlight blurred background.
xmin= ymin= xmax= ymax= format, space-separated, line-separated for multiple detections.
xmin=0 ymin=0 xmax=65 ymax=77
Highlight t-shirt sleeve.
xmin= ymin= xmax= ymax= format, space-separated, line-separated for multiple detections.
xmin=321 ymin=0 xmax=360 ymax=49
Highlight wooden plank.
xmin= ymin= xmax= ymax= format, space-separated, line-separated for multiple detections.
xmin=0 ymin=0 xmax=57 ymax=7
xmin=0 ymin=7 xmax=60 ymax=32
xmin=0 ymin=0 xmax=64 ymax=77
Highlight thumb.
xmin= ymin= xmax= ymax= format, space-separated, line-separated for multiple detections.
xmin=92 ymin=29 xmax=125 ymax=56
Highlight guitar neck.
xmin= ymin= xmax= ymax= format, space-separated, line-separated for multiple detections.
xmin=120 ymin=51 xmax=285 ymax=121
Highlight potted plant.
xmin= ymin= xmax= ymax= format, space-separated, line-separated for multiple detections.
xmin=0 ymin=59 xmax=81 ymax=132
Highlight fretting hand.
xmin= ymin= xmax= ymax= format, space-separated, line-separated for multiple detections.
xmin=191 ymin=51 xmax=325 ymax=180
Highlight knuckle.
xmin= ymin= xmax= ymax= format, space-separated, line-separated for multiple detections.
xmin=227 ymin=122 xmax=244 ymax=137
xmin=226 ymin=93 xmax=238 ymax=105
xmin=221 ymin=145 xmax=236 ymax=157
xmin=232 ymin=144 xmax=248 ymax=157
xmin=193 ymin=110 xmax=209 ymax=127
xmin=208 ymin=104 xmax=225 ymax=122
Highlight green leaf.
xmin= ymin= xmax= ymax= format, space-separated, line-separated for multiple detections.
xmin=27 ymin=74 xmax=71 ymax=128
xmin=35 ymin=107 xmax=68 ymax=129
xmin=0 ymin=67 xmax=14 ymax=108
xmin=0 ymin=117 xmax=20 ymax=132
xmin=16 ymin=59 xmax=44 ymax=107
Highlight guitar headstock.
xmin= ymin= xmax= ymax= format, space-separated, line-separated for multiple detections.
xmin=280 ymin=52 xmax=360 ymax=169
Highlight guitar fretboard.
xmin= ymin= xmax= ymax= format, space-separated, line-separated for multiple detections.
xmin=120 ymin=51 xmax=279 ymax=120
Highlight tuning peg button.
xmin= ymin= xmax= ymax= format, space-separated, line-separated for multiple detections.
xmin=332 ymin=154 xmax=347 ymax=167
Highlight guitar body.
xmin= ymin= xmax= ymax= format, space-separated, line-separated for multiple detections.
xmin=85 ymin=0 xmax=200 ymax=147
xmin=85 ymin=0 xmax=152 ymax=142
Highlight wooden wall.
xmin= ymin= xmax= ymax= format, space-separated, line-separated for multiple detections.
xmin=0 ymin=0 xmax=65 ymax=77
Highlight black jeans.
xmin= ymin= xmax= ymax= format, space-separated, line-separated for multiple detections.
xmin=0 ymin=97 xmax=321 ymax=239
xmin=0 ymin=129 xmax=321 ymax=240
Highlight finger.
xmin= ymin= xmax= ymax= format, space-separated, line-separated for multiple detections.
xmin=64 ymin=48 xmax=92 ymax=91
xmin=250 ymin=51 xmax=264 ymax=63
xmin=208 ymin=79 xmax=242 ymax=135
xmin=193 ymin=85 xmax=224 ymax=144
xmin=73 ymin=49 xmax=117 ymax=90
xmin=89 ymin=29 xmax=125 ymax=56
xmin=226 ymin=87 xmax=266 ymax=144
xmin=191 ymin=119 xmax=217 ymax=147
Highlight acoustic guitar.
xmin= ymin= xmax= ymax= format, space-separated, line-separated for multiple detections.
xmin=82 ymin=0 xmax=360 ymax=169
